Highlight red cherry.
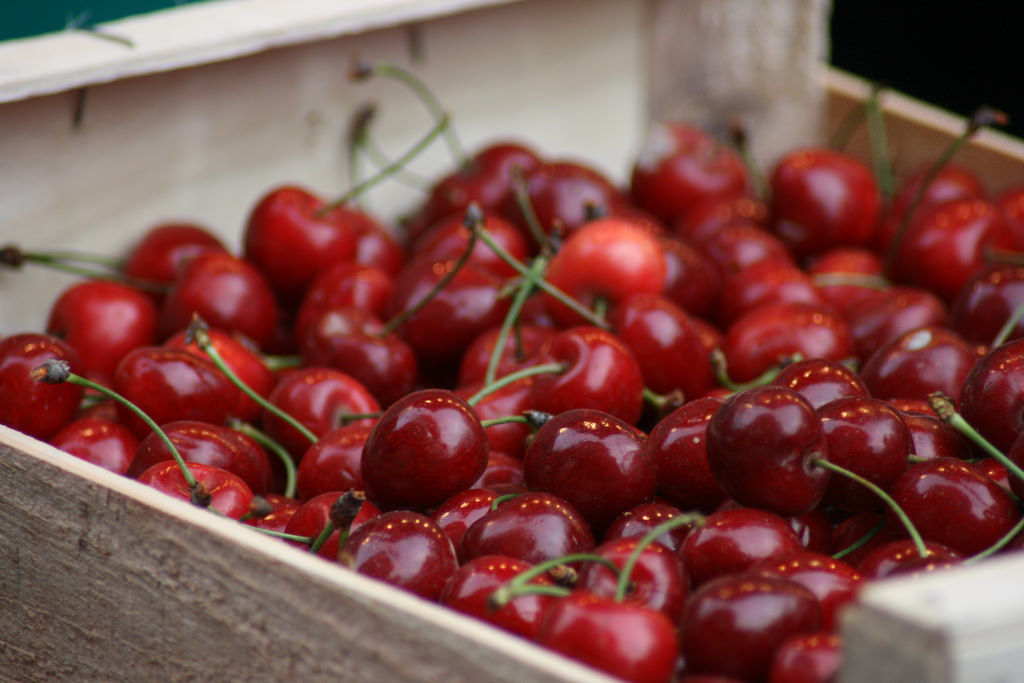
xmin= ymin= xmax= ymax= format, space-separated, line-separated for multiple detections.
xmin=844 ymin=285 xmax=949 ymax=362
xmin=859 ymin=325 xmax=976 ymax=403
xmin=646 ymin=397 xmax=729 ymax=513
xmin=0 ymin=333 xmax=85 ymax=440
xmin=679 ymin=574 xmax=821 ymax=682
xmin=706 ymin=386 xmax=830 ymax=517
xmin=361 ymin=389 xmax=488 ymax=512
xmin=123 ymin=222 xmax=227 ymax=292
xmin=456 ymin=379 xmax=534 ymax=460
xmin=602 ymin=501 xmax=696 ymax=553
xmin=856 ymin=539 xmax=963 ymax=580
xmin=523 ymin=408 xmax=656 ymax=535
xmin=244 ymin=494 xmax=302 ymax=534
xmin=829 ymin=512 xmax=893 ymax=568
xmin=349 ymin=212 xmax=406 ymax=277
xmin=959 ymin=337 xmax=1024 ymax=453
xmin=715 ymin=260 xmax=829 ymax=330
xmin=697 ymin=223 xmax=796 ymax=278
xmin=768 ymin=147 xmax=881 ymax=258
xmin=293 ymin=423 xmax=371 ymax=501
xmin=430 ymin=488 xmax=499 ymax=562
xmin=995 ymin=184 xmax=1024 ymax=248
xmin=536 ymin=592 xmax=680 ymax=683
xmin=576 ymin=537 xmax=689 ymax=622
xmin=673 ymin=194 xmax=769 ymax=245
xmin=771 ymin=358 xmax=868 ymax=409
xmin=901 ymin=410 xmax=975 ymax=461
xmin=629 ymin=122 xmax=749 ymax=226
xmin=950 ymin=262 xmax=1024 ymax=346
xmin=292 ymin=261 xmax=395 ymax=343
xmin=472 ymin=450 xmax=525 ymax=491
xmin=456 ymin=324 xmax=554 ymax=388
xmin=410 ymin=210 xmax=530 ymax=279
xmin=659 ymin=234 xmax=723 ymax=319
xmin=806 ymin=246 xmax=885 ymax=314
xmin=749 ymin=551 xmax=862 ymax=632
xmin=49 ymin=416 xmax=140 ymax=474
xmin=282 ymin=491 xmax=350 ymax=560
xmin=136 ymin=461 xmax=254 ymax=519
xmin=338 ymin=509 xmax=458 ymax=601
xmin=767 ymin=632 xmax=842 ymax=683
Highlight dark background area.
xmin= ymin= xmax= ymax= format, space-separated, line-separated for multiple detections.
xmin=830 ymin=2 xmax=1024 ymax=139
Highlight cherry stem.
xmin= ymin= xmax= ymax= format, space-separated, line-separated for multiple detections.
xmin=484 ymin=254 xmax=550 ymax=386
xmin=490 ymin=492 xmax=521 ymax=511
xmin=0 ymin=245 xmax=168 ymax=293
xmin=227 ymin=419 xmax=297 ymax=500
xmin=31 ymin=359 xmax=203 ymax=497
xmin=810 ymin=272 xmax=890 ymax=291
xmin=991 ymin=297 xmax=1024 ymax=349
xmin=262 ymin=354 xmax=302 ymax=372
xmin=864 ymin=82 xmax=894 ymax=205
xmin=319 ymin=113 xmax=451 ymax=215
xmin=475 ymin=227 xmax=610 ymax=330
xmin=710 ymin=349 xmax=801 ymax=393
xmin=642 ymin=387 xmax=685 ymax=416
xmin=811 ymin=457 xmax=928 ymax=558
xmin=350 ymin=57 xmax=467 ymax=167
xmin=308 ymin=519 xmax=336 ymax=555
xmin=348 ymin=102 xmax=432 ymax=194
xmin=378 ymin=204 xmax=480 ymax=337
xmin=466 ymin=362 xmax=566 ymax=407
xmin=964 ymin=514 xmax=1024 ymax=565
xmin=882 ymin=106 xmax=1008 ymax=277
xmin=251 ymin=529 xmax=314 ymax=543
xmin=337 ymin=412 xmax=382 ymax=426
xmin=929 ymin=391 xmax=1024 ymax=485
xmin=186 ymin=315 xmax=318 ymax=446
xmin=508 ymin=165 xmax=550 ymax=249
xmin=831 ymin=517 xmax=885 ymax=560
xmin=614 ymin=513 xmax=705 ymax=602
xmin=728 ymin=118 xmax=768 ymax=203
xmin=488 ymin=553 xmax=621 ymax=610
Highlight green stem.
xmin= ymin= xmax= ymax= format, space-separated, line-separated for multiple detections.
xmin=728 ymin=118 xmax=768 ymax=203
xmin=831 ymin=518 xmax=885 ymax=560
xmin=964 ymin=514 xmax=1024 ymax=565
xmin=812 ymin=458 xmax=928 ymax=558
xmin=991 ymin=298 xmax=1024 ymax=349
xmin=252 ymin=529 xmax=315 ymax=544
xmin=488 ymin=553 xmax=620 ymax=610
xmin=466 ymin=362 xmax=566 ymax=407
xmin=710 ymin=349 xmax=801 ymax=393
xmin=614 ymin=513 xmax=705 ymax=602
xmin=308 ymin=520 xmax=336 ymax=554
xmin=0 ymin=245 xmax=167 ymax=293
xmin=229 ymin=419 xmax=297 ymax=500
xmin=479 ymin=415 xmax=531 ymax=429
xmin=484 ymin=255 xmax=549 ymax=386
xmin=929 ymin=391 xmax=1024 ymax=485
xmin=508 ymin=166 xmax=549 ymax=248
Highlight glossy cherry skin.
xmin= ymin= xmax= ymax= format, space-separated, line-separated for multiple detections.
xmin=262 ymin=366 xmax=379 ymax=461
xmin=410 ymin=209 xmax=530 ymax=279
xmin=679 ymin=574 xmax=821 ymax=683
xmin=123 ymin=222 xmax=228 ymax=292
xmin=659 ymin=234 xmax=723 ymax=319
xmin=844 ymin=285 xmax=949 ymax=362
xmin=697 ymin=224 xmax=796 ymax=278
xmin=456 ymin=324 xmax=555 ymax=388
xmin=673 ymin=194 xmax=769 ymax=245
xmin=629 ymin=122 xmax=750 ymax=226
xmin=890 ymin=197 xmax=1016 ymax=300
xmin=721 ymin=303 xmax=855 ymax=385
xmin=541 ymin=216 xmax=667 ymax=327
xmin=242 ymin=185 xmax=358 ymax=303
xmin=361 ymin=389 xmax=488 ymax=512
xmin=49 ymin=416 xmax=140 ymax=474
xmin=959 ymin=337 xmax=1024 ymax=453
xmin=244 ymin=493 xmax=302 ymax=534
xmin=856 ymin=539 xmax=963 ymax=580
xmin=438 ymin=555 xmax=557 ymax=640
xmin=706 ymin=386 xmax=830 ymax=516
xmin=806 ymin=246 xmax=886 ymax=314
xmin=472 ymin=451 xmax=525 ymax=491
xmin=456 ymin=378 xmax=534 ymax=460
xmin=681 ymin=507 xmax=804 ymax=588
xmin=603 ymin=501 xmax=696 ymax=553
xmin=950 ymin=263 xmax=1024 ymax=346
xmin=536 ymin=592 xmax=680 ymax=683
xmin=829 ymin=512 xmax=893 ymax=568
xmin=46 ymin=280 xmax=158 ymax=384
xmin=294 ymin=423 xmax=371 ymax=502
xmin=349 ymin=213 xmax=406 ymax=277
xmin=136 ymin=461 xmax=254 ymax=519
xmin=817 ymin=396 xmax=910 ymax=513
xmin=338 ymin=510 xmax=458 ymax=601
xmin=430 ymin=488 xmax=499 ymax=562
xmin=715 ymin=261 xmax=829 ymax=330
xmin=530 ymin=325 xmax=645 ymax=425
xmin=889 ymin=458 xmax=1020 ymax=556
xmin=0 ymin=333 xmax=85 ymax=440
xmin=459 ymin=491 xmax=595 ymax=566
xmin=771 ymin=358 xmax=868 ymax=410
xmin=609 ymin=293 xmax=717 ymax=402
xmin=901 ymin=410 xmax=974 ymax=461
xmin=859 ymin=325 xmax=976 ymax=404
xmin=768 ymin=147 xmax=881 ymax=258
xmin=524 ymin=408 xmax=655 ymax=535
xmin=577 ymin=537 xmax=689 ymax=622
xmin=128 ymin=420 xmax=273 ymax=495
xmin=112 ymin=345 xmax=239 ymax=438
xmin=1002 ymin=433 xmax=1024 ymax=500
xmin=646 ymin=397 xmax=729 ymax=513
xmin=282 ymin=490 xmax=368 ymax=560
xmin=767 ymin=632 xmax=842 ymax=683
xmin=749 ymin=551 xmax=862 ymax=632
xmin=292 ymin=261 xmax=395 ymax=343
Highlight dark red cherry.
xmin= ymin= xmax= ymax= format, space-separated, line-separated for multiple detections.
xmin=706 ymin=386 xmax=830 ymax=516
xmin=430 ymin=488 xmax=499 ymax=562
xmin=49 ymin=416 xmax=140 ymax=474
xmin=338 ymin=509 xmax=458 ymax=601
xmin=673 ymin=194 xmax=768 ymax=245
xmin=523 ymin=408 xmax=655 ymax=535
xmin=456 ymin=378 xmax=534 ymax=460
xmin=806 ymin=246 xmax=886 ymax=314
xmin=767 ymin=632 xmax=842 ymax=683
xmin=282 ymin=491 xmax=350 ymax=560
xmin=576 ymin=537 xmax=689 ymax=622
xmin=0 ymin=333 xmax=85 ymax=440
xmin=348 ymin=211 xmax=406 ymax=277
xmin=950 ymin=262 xmax=1024 ymax=346
xmin=844 ymin=285 xmax=949 ymax=362
xmin=472 ymin=450 xmax=525 ymax=491
xmin=361 ymin=389 xmax=488 ymax=512
xmin=646 ymin=397 xmax=729 ymax=513
xmin=716 ymin=260 xmax=829 ymax=330
xmin=859 ymin=325 xmax=976 ymax=404
xmin=292 ymin=261 xmax=395 ymax=343
xmin=856 ymin=539 xmax=963 ymax=580
xmin=123 ymin=222 xmax=228 ymax=292
xmin=244 ymin=493 xmax=301 ymax=534
xmin=410 ymin=209 xmax=530 ymax=279
xmin=294 ymin=423 xmax=372 ymax=501
xmin=602 ymin=501 xmax=696 ymax=553
xmin=900 ymin=410 xmax=975 ymax=461
xmin=749 ymin=551 xmax=862 ymax=632
xmin=771 ymin=358 xmax=868 ymax=409
xmin=456 ymin=324 xmax=555 ymax=388
xmin=136 ymin=461 xmax=254 ymax=519
xmin=697 ymin=224 xmax=796 ymax=278
xmin=959 ymin=337 xmax=1024 ymax=453
xmin=659 ymin=234 xmax=723 ymax=319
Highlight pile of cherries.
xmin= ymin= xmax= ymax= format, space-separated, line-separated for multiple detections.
xmin=6 ymin=66 xmax=1024 ymax=682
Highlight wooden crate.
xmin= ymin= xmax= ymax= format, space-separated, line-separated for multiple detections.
xmin=2 ymin=1 xmax=1024 ymax=681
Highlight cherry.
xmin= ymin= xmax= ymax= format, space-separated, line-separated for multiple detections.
xmin=242 ymin=185 xmax=358 ymax=303
xmin=576 ymin=537 xmax=689 ymax=622
xmin=995 ymin=184 xmax=1024 ymax=248
xmin=949 ymin=262 xmax=1024 ymax=346
xmin=128 ymin=420 xmax=273 ymax=495
xmin=817 ymin=396 xmax=910 ymax=513
xmin=459 ymin=491 xmax=595 ymax=566
xmin=348 ymin=211 xmax=406 ymax=277
xmin=681 ymin=506 xmax=803 ymax=588
xmin=785 ymin=506 xmax=834 ymax=555
xmin=456 ymin=379 xmax=534 ymax=459
xmin=715 ymin=260 xmax=829 ymax=330
xmin=244 ymin=493 xmax=302 ymax=534
xmin=748 ymin=551 xmax=862 ymax=632
xmin=887 ymin=162 xmax=987 ymax=230
xmin=49 ymin=416 xmax=140 ymax=474
xmin=361 ymin=388 xmax=488 ymax=512
xmin=888 ymin=457 xmax=1020 ymax=557
xmin=673 ymin=194 xmax=769 ymax=245
xmin=720 ymin=302 xmax=855 ymax=385
xmin=629 ymin=122 xmax=749 ymax=226
xmin=456 ymin=324 xmax=554 ymax=388
xmin=767 ymin=632 xmax=842 ymax=683
xmin=646 ymin=397 xmax=729 ymax=513
xmin=768 ymin=147 xmax=881 ymax=258
xmin=829 ymin=512 xmax=893 ymax=568
xmin=0 ymin=333 xmax=84 ymax=440
xmin=262 ymin=366 xmax=379 ymax=461
xmin=439 ymin=555 xmax=557 ymax=640
xmin=136 ymin=460 xmax=254 ymax=519
xmin=679 ymin=574 xmax=821 ymax=682
xmin=535 ymin=592 xmax=679 ymax=683
xmin=901 ymin=410 xmax=975 ymax=461
xmin=157 ymin=250 xmax=280 ymax=350
xmin=697 ymin=223 xmax=796 ymax=278
xmin=430 ymin=488 xmax=499 ymax=562
xmin=46 ymin=279 xmax=158 ymax=384
xmin=705 ymin=386 xmax=830 ymax=516
xmin=472 ymin=451 xmax=525 ymax=491
xmin=530 ymin=326 xmax=645 ymax=426
xmin=855 ymin=539 xmax=963 ymax=580
xmin=806 ymin=246 xmax=886 ymax=314
xmin=292 ymin=261 xmax=395 ymax=343
xmin=523 ymin=408 xmax=656 ymax=535
xmin=294 ymin=423 xmax=371 ymax=502
xmin=602 ymin=501 xmax=696 ymax=553
xmin=770 ymin=358 xmax=868 ymax=410
xmin=338 ymin=509 xmax=458 ymax=601
xmin=958 ymin=337 xmax=1024 ymax=453
xmin=859 ymin=325 xmax=976 ymax=403
xmin=112 ymin=345 xmax=239 ymax=438
xmin=282 ymin=491 xmax=357 ymax=560
xmin=409 ymin=209 xmax=530 ymax=279
xmin=123 ymin=222 xmax=228 ymax=293
xmin=844 ymin=285 xmax=949 ymax=362
xmin=658 ymin=234 xmax=723 ymax=319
